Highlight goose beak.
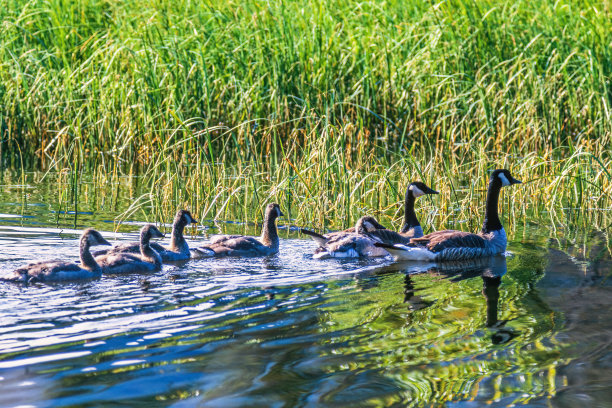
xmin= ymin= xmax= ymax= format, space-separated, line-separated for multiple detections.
xmin=152 ymin=229 xmax=165 ymax=239
xmin=510 ymin=177 xmax=522 ymax=185
xmin=426 ymin=188 xmax=439 ymax=195
xmin=100 ymin=237 xmax=112 ymax=246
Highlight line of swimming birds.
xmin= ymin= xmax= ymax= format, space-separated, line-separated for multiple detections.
xmin=2 ymin=169 xmax=521 ymax=284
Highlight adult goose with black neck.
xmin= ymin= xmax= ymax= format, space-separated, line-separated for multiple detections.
xmin=374 ymin=169 xmax=521 ymax=261
xmin=300 ymin=181 xmax=437 ymax=247
xmin=363 ymin=181 xmax=439 ymax=245
xmin=400 ymin=181 xmax=439 ymax=238
xmin=191 ymin=203 xmax=283 ymax=257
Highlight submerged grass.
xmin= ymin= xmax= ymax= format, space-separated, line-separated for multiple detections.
xmin=0 ymin=0 xmax=610 ymax=231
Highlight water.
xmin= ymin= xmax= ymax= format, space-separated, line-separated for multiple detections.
xmin=0 ymin=174 xmax=611 ymax=407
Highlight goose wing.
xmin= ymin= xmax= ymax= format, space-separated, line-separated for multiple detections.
xmin=93 ymin=242 xmax=165 ymax=256
xmin=209 ymin=234 xmax=244 ymax=244
xmin=95 ymin=253 xmax=142 ymax=268
xmin=410 ymin=230 xmax=487 ymax=252
xmin=5 ymin=260 xmax=82 ymax=282
xmin=198 ymin=236 xmax=268 ymax=256
xmin=365 ymin=229 xmax=411 ymax=245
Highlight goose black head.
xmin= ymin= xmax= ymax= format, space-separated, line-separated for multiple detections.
xmin=408 ymin=182 xmax=439 ymax=198
xmin=490 ymin=169 xmax=522 ymax=188
xmin=84 ymin=228 xmax=112 ymax=246
xmin=266 ymin=203 xmax=284 ymax=218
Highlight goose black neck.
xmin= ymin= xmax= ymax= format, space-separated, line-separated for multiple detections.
xmin=482 ymin=179 xmax=503 ymax=233
xmin=260 ymin=212 xmax=279 ymax=250
xmin=80 ymin=235 xmax=100 ymax=271
xmin=401 ymin=192 xmax=420 ymax=233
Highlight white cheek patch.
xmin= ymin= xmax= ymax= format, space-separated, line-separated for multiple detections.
xmin=498 ymin=173 xmax=511 ymax=187
xmin=409 ymin=185 xmax=425 ymax=198
xmin=276 ymin=208 xmax=282 ymax=217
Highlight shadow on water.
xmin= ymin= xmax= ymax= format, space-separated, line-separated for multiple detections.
xmin=0 ymin=215 xmax=610 ymax=406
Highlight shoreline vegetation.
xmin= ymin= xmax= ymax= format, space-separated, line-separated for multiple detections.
xmin=1 ymin=0 xmax=610 ymax=231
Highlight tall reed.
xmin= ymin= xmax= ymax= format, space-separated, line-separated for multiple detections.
xmin=0 ymin=0 xmax=610 ymax=231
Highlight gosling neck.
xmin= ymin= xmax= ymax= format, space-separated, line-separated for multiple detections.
xmin=260 ymin=213 xmax=279 ymax=250
xmin=169 ymin=218 xmax=188 ymax=252
xmin=140 ymin=232 xmax=163 ymax=267
xmin=80 ymin=235 xmax=101 ymax=271
xmin=401 ymin=191 xmax=420 ymax=234
xmin=482 ymin=179 xmax=503 ymax=233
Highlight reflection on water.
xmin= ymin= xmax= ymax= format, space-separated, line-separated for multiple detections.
xmin=0 ymin=176 xmax=611 ymax=406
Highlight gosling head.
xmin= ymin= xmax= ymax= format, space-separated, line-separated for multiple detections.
xmin=407 ymin=182 xmax=439 ymax=198
xmin=141 ymin=224 xmax=165 ymax=242
xmin=355 ymin=216 xmax=386 ymax=233
xmin=490 ymin=169 xmax=522 ymax=188
xmin=266 ymin=203 xmax=284 ymax=219
xmin=175 ymin=209 xmax=198 ymax=225
xmin=83 ymin=229 xmax=112 ymax=247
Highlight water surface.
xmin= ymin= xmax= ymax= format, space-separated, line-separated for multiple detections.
xmin=0 ymin=175 xmax=610 ymax=407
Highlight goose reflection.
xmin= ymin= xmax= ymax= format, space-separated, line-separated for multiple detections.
xmin=394 ymin=256 xmax=516 ymax=344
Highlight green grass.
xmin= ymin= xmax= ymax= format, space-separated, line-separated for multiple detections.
xmin=0 ymin=0 xmax=610 ymax=231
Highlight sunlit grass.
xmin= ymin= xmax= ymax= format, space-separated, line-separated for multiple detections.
xmin=0 ymin=0 xmax=610 ymax=231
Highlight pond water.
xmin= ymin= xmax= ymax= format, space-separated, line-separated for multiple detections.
xmin=0 ymin=174 xmax=610 ymax=407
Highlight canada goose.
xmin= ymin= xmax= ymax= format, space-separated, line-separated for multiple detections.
xmin=191 ymin=203 xmax=283 ymax=258
xmin=2 ymin=229 xmax=111 ymax=283
xmin=96 ymin=224 xmax=165 ymax=273
xmin=302 ymin=216 xmax=389 ymax=259
xmin=400 ymin=181 xmax=439 ymax=238
xmin=374 ymin=169 xmax=521 ymax=261
xmin=93 ymin=210 xmax=197 ymax=261
xmin=360 ymin=181 xmax=439 ymax=246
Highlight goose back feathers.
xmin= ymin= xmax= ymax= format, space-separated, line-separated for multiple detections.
xmin=191 ymin=203 xmax=283 ymax=258
xmin=2 ymin=229 xmax=111 ymax=283
xmin=96 ymin=225 xmax=165 ymax=273
xmin=305 ymin=216 xmax=389 ymax=259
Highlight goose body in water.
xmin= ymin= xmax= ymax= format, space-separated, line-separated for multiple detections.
xmin=93 ymin=210 xmax=197 ymax=261
xmin=2 ymin=229 xmax=111 ymax=283
xmin=375 ymin=169 xmax=521 ymax=261
xmin=96 ymin=225 xmax=165 ymax=273
xmin=191 ymin=203 xmax=283 ymax=258
xmin=302 ymin=216 xmax=390 ymax=259
xmin=302 ymin=181 xmax=437 ymax=249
